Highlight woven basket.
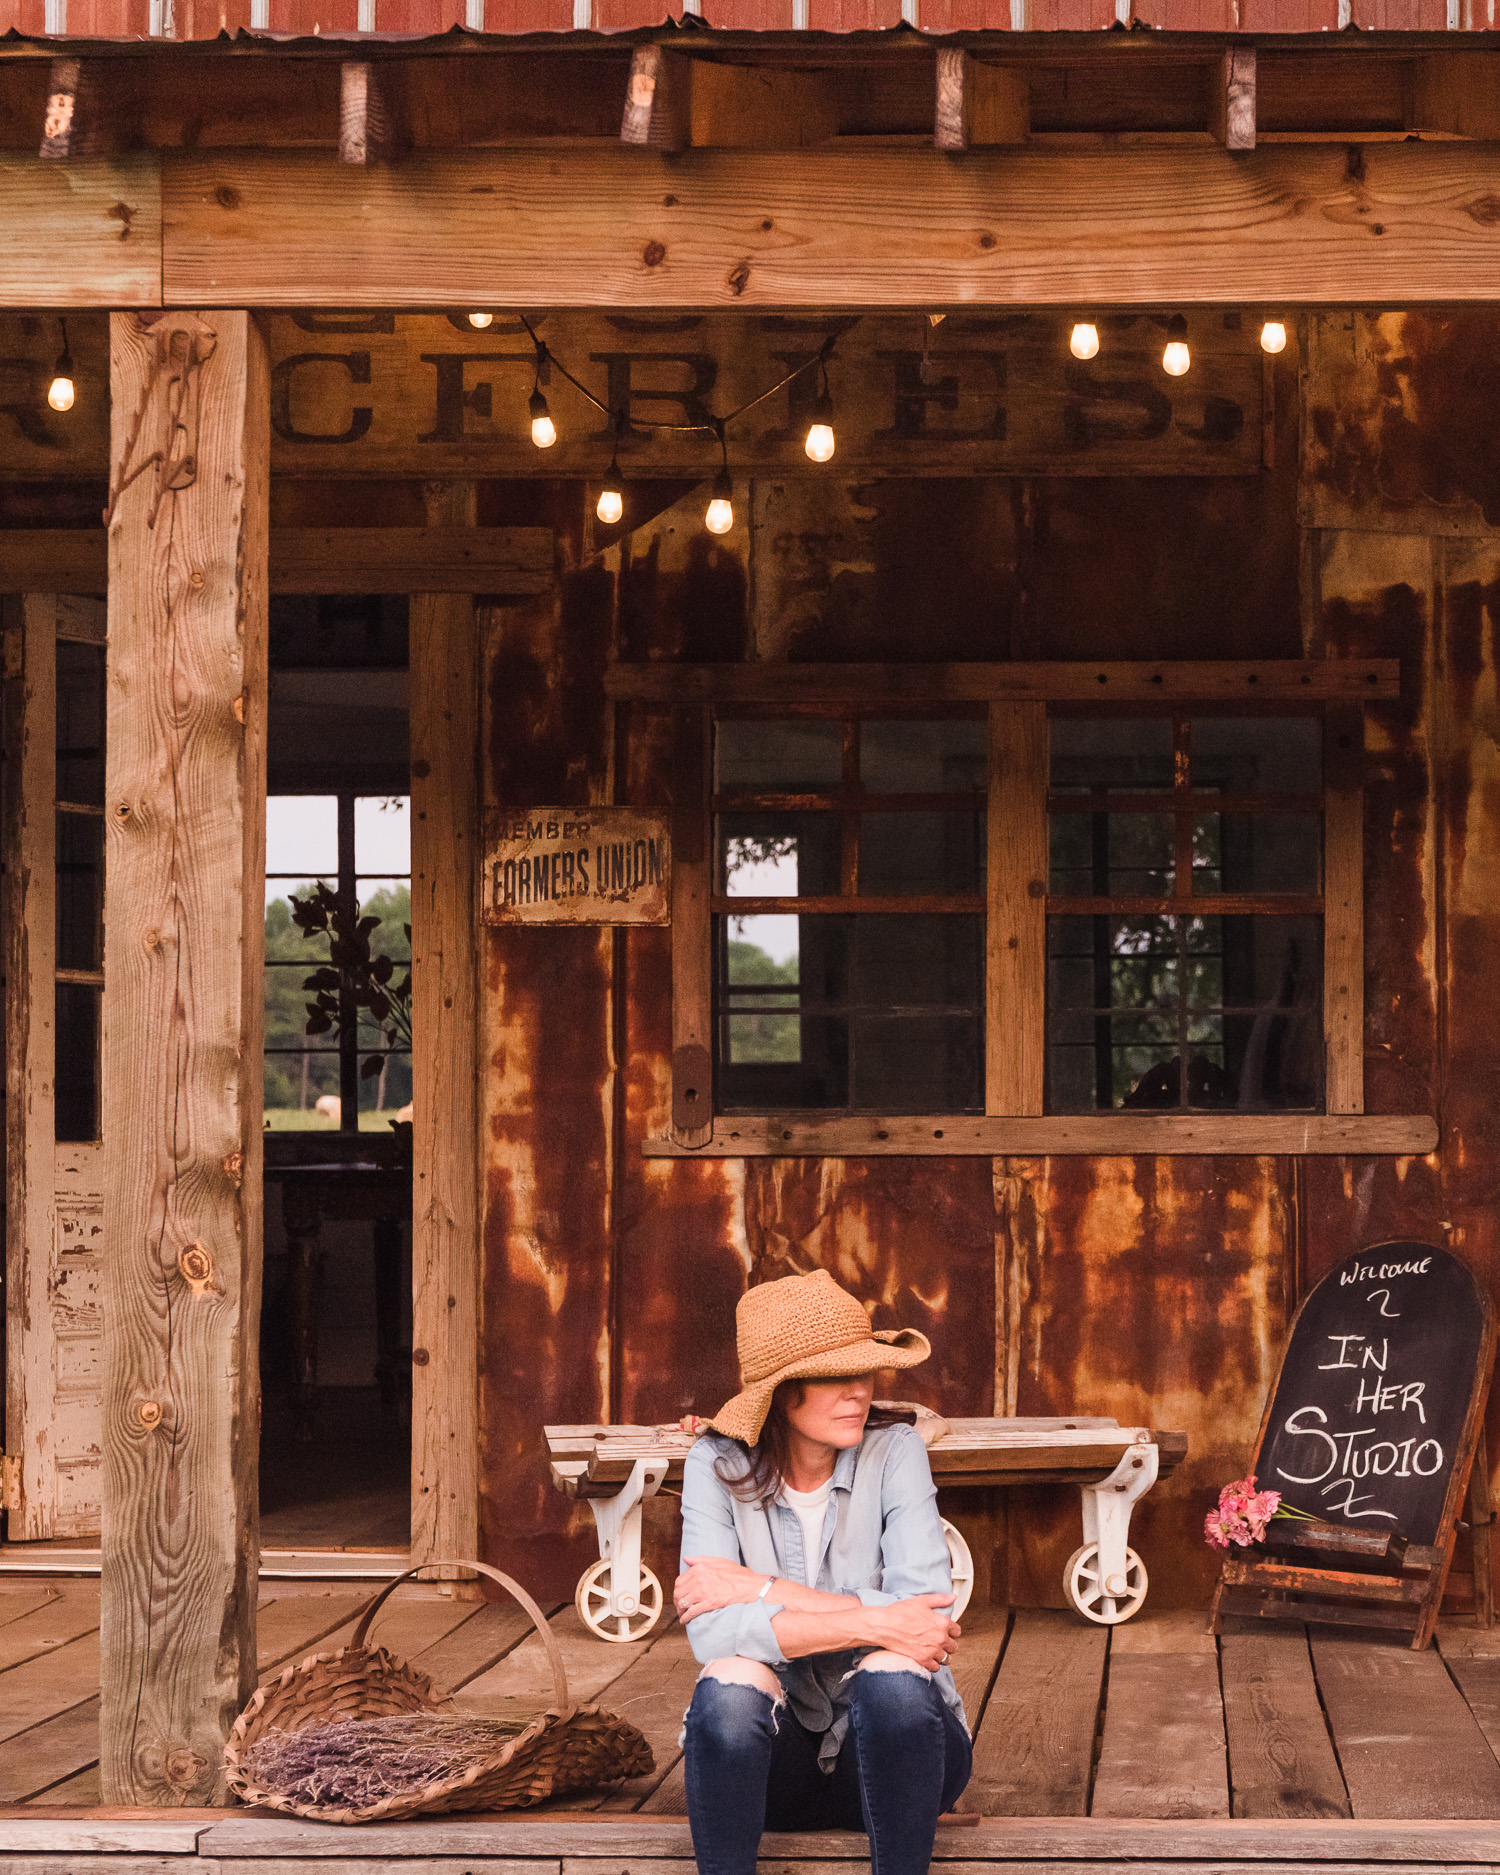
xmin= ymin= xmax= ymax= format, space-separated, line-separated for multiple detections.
xmin=225 ymin=1559 xmax=654 ymax=1823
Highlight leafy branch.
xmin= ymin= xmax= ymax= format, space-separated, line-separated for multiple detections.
xmin=290 ymin=881 xmax=412 ymax=1083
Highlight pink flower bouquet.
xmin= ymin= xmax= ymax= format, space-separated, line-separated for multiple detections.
xmin=1204 ymin=1475 xmax=1311 ymax=1550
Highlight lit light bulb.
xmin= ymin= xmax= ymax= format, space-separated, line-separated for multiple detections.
xmin=597 ymin=459 xmax=624 ymax=526
xmin=1162 ymin=314 xmax=1191 ymax=378
xmin=467 ymin=311 xmax=494 ymax=329
xmin=48 ymin=325 xmax=74 ymax=413
xmin=1260 ymin=320 xmax=1287 ymax=356
xmin=804 ymin=390 xmax=835 ymax=463
xmin=1069 ymin=322 xmax=1100 ymax=361
xmin=528 ymin=388 xmax=556 ymax=449
xmin=705 ymin=467 xmax=734 ymax=535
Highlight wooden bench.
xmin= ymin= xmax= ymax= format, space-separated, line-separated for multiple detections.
xmin=545 ymin=1413 xmax=1188 ymax=1642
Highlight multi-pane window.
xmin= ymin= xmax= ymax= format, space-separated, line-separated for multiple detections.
xmin=705 ymin=707 xmax=1333 ymax=1121
xmin=264 ymin=793 xmax=411 ymax=1131
xmin=1045 ymin=716 xmax=1324 ymax=1113
xmin=713 ymin=716 xmax=986 ymax=1113
xmin=55 ymin=636 xmax=105 ymax=1143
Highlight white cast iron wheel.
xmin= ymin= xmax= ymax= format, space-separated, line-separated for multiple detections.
xmin=1063 ymin=1542 xmax=1148 ymax=1624
xmin=940 ymin=1518 xmax=975 ymax=1622
xmin=575 ymin=1558 xmax=665 ymax=1643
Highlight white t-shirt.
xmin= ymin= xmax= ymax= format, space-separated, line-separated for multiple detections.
xmin=778 ymin=1477 xmax=833 ymax=1586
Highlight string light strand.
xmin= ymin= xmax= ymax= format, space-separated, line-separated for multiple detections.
xmin=516 ymin=314 xmax=839 ymax=440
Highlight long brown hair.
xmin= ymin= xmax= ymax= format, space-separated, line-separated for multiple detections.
xmin=715 ymin=1380 xmax=911 ymax=1509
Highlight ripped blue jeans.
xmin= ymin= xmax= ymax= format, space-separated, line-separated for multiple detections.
xmin=683 ymin=1668 xmax=972 ymax=1875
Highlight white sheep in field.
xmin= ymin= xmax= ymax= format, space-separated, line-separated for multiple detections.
xmin=314 ymin=1094 xmax=341 ymax=1124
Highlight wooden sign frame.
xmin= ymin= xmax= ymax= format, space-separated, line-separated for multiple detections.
xmin=1211 ymin=1241 xmax=1497 ymax=1650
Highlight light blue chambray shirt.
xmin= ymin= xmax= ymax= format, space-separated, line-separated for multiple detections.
xmin=679 ymin=1422 xmax=966 ymax=1769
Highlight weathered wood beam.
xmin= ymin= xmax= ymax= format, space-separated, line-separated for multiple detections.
xmin=1210 ymin=47 xmax=1257 ymax=152
xmin=671 ymin=705 xmax=712 ymax=1150
xmin=0 ymin=153 xmax=159 ymax=308
xmin=100 ymin=310 xmax=267 ymax=1805
xmin=1323 ymin=703 xmax=1364 ymax=1116
xmin=408 ymin=480 xmax=481 ymax=1589
xmin=621 ymin=45 xmax=689 ymax=153
xmin=603 ymin=659 xmax=1400 ymax=704
xmin=273 ymin=526 xmax=551 ymax=593
xmin=642 ymin=1113 xmax=1440 ymax=1158
xmin=339 ymin=60 xmax=403 ymax=166
xmin=0 ymin=527 xmax=554 ymax=595
xmin=144 ymin=143 xmax=1500 ymax=310
xmin=7 ymin=135 xmax=1500 ymax=312
xmin=935 ymin=50 xmax=1029 ymax=152
xmin=986 ymin=702 xmax=1046 ymax=1118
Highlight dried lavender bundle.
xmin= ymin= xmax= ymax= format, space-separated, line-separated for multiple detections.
xmin=243 ymin=1713 xmax=534 ymax=1807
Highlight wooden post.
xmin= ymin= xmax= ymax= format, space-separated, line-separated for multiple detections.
xmin=671 ymin=705 xmax=712 ymax=1149
xmin=1323 ymin=704 xmax=1364 ymax=1116
xmin=986 ymin=702 xmax=1047 ymax=1117
xmin=409 ymin=479 xmax=481 ymax=1580
xmin=3 ymin=596 xmax=58 ymax=1538
xmin=100 ymin=310 xmax=268 ymax=1805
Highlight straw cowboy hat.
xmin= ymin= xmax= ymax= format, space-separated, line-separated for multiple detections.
xmin=707 ymin=1269 xmax=931 ymax=1446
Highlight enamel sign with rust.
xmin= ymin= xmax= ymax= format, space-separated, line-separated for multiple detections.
xmin=483 ymin=807 xmax=671 ymax=927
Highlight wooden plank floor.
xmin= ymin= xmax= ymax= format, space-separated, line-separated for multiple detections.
xmin=7 ymin=1579 xmax=1500 ymax=1820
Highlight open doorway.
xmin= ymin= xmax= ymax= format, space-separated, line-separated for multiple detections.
xmin=258 ymin=595 xmax=412 ymax=1555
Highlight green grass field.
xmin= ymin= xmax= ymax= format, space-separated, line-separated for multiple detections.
xmin=264 ymin=1108 xmax=406 ymax=1132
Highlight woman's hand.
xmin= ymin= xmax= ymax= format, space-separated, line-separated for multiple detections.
xmin=870 ymin=1593 xmax=962 ymax=1673
xmin=675 ymin=1555 xmax=773 ymax=1621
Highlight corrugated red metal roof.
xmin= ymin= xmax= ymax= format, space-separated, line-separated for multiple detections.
xmin=0 ymin=0 xmax=1482 ymax=43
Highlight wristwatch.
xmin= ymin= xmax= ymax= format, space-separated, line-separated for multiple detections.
xmin=755 ymin=1577 xmax=776 ymax=1602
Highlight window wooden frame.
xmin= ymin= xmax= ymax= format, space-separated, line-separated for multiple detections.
xmin=620 ymin=660 xmax=1431 ymax=1158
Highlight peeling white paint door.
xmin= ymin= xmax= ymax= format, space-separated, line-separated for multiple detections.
xmin=4 ymin=594 xmax=106 ymax=1540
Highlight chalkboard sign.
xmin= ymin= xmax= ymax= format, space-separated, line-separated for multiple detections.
xmin=1258 ymin=1242 xmax=1489 ymax=1547
xmin=1215 ymin=1240 xmax=1497 ymax=1649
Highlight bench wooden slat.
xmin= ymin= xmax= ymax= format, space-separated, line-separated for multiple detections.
xmin=547 ymin=1420 xmax=1186 ymax=1496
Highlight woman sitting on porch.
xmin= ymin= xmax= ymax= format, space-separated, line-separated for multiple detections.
xmin=674 ymin=1270 xmax=971 ymax=1875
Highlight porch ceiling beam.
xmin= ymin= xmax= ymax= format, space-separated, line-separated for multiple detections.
xmin=0 ymin=527 xmax=555 ymax=595
xmin=5 ymin=141 xmax=1499 ymax=311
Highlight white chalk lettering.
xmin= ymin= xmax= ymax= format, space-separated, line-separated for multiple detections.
xmin=1320 ymin=1479 xmax=1400 ymax=1521
xmin=1319 ymin=1335 xmax=1365 ymax=1371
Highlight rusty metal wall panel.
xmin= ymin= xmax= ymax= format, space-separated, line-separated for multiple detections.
xmin=1307 ymin=311 xmax=1500 ymax=541
xmin=1302 ymin=321 xmax=1500 ymax=1568
xmin=478 ymin=533 xmax=621 ymax=1593
xmin=470 ymin=322 xmax=1500 ymax=1616
xmin=1000 ymin=1154 xmax=1292 ymax=1609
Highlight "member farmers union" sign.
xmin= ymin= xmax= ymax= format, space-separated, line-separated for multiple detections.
xmin=482 ymin=806 xmax=671 ymax=927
